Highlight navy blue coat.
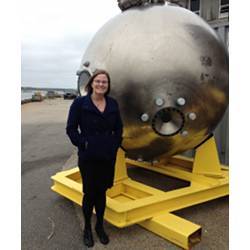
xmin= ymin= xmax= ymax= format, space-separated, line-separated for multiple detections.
xmin=66 ymin=94 xmax=123 ymax=190
xmin=66 ymin=95 xmax=123 ymax=189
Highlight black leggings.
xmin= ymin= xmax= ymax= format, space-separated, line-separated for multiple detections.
xmin=82 ymin=188 xmax=107 ymax=229
xmin=78 ymin=158 xmax=110 ymax=229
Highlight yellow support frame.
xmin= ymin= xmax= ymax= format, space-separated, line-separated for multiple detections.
xmin=51 ymin=137 xmax=229 ymax=249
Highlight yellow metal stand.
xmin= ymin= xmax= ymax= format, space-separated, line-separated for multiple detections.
xmin=193 ymin=136 xmax=223 ymax=177
xmin=51 ymin=137 xmax=229 ymax=249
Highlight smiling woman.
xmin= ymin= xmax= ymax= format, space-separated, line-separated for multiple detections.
xmin=85 ymin=70 xmax=111 ymax=97
xmin=66 ymin=69 xmax=123 ymax=247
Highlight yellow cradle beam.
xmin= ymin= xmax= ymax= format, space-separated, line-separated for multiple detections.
xmin=51 ymin=137 xmax=228 ymax=249
xmin=139 ymin=212 xmax=201 ymax=250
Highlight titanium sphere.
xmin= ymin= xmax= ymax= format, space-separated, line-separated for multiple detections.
xmin=77 ymin=4 xmax=229 ymax=161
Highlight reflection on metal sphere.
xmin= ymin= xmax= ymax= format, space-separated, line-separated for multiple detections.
xmin=152 ymin=107 xmax=184 ymax=136
xmin=77 ymin=3 xmax=228 ymax=160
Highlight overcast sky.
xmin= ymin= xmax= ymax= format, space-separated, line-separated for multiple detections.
xmin=21 ymin=0 xmax=120 ymax=89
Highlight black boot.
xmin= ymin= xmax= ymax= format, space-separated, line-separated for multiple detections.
xmin=83 ymin=227 xmax=94 ymax=247
xmin=95 ymin=224 xmax=109 ymax=245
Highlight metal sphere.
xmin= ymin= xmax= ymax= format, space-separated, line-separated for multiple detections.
xmin=77 ymin=3 xmax=228 ymax=160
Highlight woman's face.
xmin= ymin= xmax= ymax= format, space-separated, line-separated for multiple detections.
xmin=91 ymin=74 xmax=109 ymax=96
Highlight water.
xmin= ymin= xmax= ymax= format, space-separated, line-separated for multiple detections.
xmin=21 ymin=90 xmax=48 ymax=101
xmin=21 ymin=91 xmax=33 ymax=101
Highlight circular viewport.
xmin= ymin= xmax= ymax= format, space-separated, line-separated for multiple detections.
xmin=152 ymin=107 xmax=185 ymax=136
xmin=78 ymin=70 xmax=91 ymax=96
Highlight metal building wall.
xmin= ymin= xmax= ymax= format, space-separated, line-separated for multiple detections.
xmin=213 ymin=23 xmax=229 ymax=165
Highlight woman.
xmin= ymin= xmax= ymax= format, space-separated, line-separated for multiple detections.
xmin=66 ymin=69 xmax=123 ymax=247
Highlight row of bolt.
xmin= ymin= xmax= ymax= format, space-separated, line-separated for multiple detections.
xmin=141 ymin=97 xmax=197 ymax=122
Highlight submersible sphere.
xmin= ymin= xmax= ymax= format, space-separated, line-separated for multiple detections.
xmin=77 ymin=3 xmax=229 ymax=161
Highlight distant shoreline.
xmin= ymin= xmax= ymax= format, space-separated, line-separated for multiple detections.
xmin=21 ymin=86 xmax=77 ymax=93
xmin=21 ymin=87 xmax=78 ymax=104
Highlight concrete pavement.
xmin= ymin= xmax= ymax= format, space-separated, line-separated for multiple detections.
xmin=21 ymin=99 xmax=228 ymax=249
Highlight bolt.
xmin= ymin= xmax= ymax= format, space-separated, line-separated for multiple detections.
xmin=188 ymin=112 xmax=197 ymax=120
xmin=83 ymin=61 xmax=90 ymax=67
xmin=176 ymin=97 xmax=186 ymax=106
xmin=141 ymin=113 xmax=149 ymax=122
xmin=155 ymin=97 xmax=164 ymax=107
xmin=181 ymin=130 xmax=188 ymax=136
